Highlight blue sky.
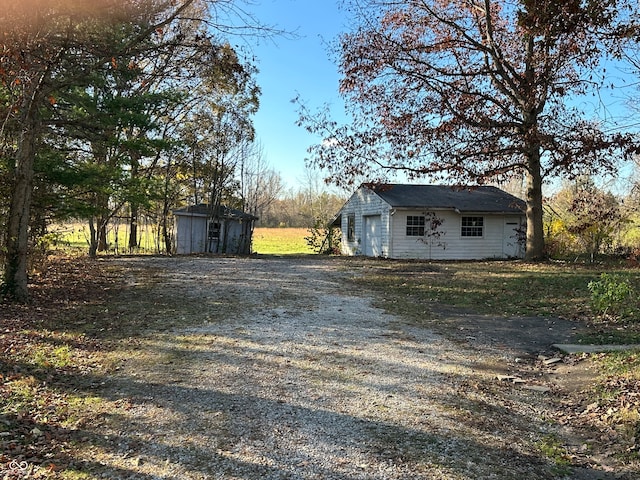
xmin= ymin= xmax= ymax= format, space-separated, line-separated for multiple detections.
xmin=244 ymin=1 xmax=348 ymax=189
xmin=237 ymin=1 xmax=639 ymax=194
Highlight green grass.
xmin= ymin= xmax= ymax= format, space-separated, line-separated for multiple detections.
xmin=347 ymin=258 xmax=640 ymax=343
xmin=51 ymin=224 xmax=316 ymax=255
xmin=48 ymin=221 xmax=161 ymax=254
xmin=351 ymin=260 xmax=596 ymax=316
xmin=597 ymin=350 xmax=640 ymax=376
xmin=252 ymin=227 xmax=314 ymax=255
xmin=32 ymin=344 xmax=73 ymax=368
xmin=534 ymin=434 xmax=572 ymax=476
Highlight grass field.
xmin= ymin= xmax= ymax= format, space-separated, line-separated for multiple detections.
xmin=252 ymin=228 xmax=314 ymax=255
xmin=50 ymin=224 xmax=315 ymax=256
xmin=49 ymin=221 xmax=162 ymax=254
xmin=51 ymin=223 xmax=313 ymax=255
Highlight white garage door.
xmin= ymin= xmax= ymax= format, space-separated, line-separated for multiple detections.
xmin=363 ymin=215 xmax=382 ymax=257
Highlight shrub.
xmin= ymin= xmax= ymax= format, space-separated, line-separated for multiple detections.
xmin=587 ymin=273 xmax=637 ymax=321
xmin=305 ymin=220 xmax=341 ymax=255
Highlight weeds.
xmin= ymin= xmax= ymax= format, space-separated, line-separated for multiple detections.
xmin=32 ymin=345 xmax=73 ymax=368
xmin=588 ymin=273 xmax=638 ymax=321
xmin=305 ymin=221 xmax=341 ymax=255
xmin=535 ymin=434 xmax=572 ymax=476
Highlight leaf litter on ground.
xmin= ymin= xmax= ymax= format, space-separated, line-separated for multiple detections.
xmin=1 ymin=255 xmax=639 ymax=478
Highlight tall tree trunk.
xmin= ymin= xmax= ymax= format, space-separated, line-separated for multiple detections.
xmin=162 ymin=161 xmax=174 ymax=254
xmin=88 ymin=218 xmax=99 ymax=258
xmin=162 ymin=216 xmax=172 ymax=254
xmin=524 ymin=154 xmax=545 ymax=261
xmin=94 ymin=189 xmax=109 ymax=253
xmin=3 ymin=110 xmax=39 ymax=301
xmin=129 ymin=203 xmax=138 ymax=252
xmin=162 ymin=193 xmax=172 ymax=254
xmin=98 ymin=217 xmax=109 ymax=252
xmin=128 ymin=157 xmax=140 ymax=252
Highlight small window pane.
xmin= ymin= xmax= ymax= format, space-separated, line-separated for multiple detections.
xmin=406 ymin=215 xmax=425 ymax=236
xmin=461 ymin=216 xmax=483 ymax=237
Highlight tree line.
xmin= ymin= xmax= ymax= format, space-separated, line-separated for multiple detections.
xmin=0 ymin=0 xmax=277 ymax=301
xmin=543 ymin=175 xmax=640 ymax=261
xmin=254 ymin=169 xmax=346 ymax=228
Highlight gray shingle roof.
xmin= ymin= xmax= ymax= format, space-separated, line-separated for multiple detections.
xmin=173 ymin=203 xmax=258 ymax=220
xmin=368 ymin=184 xmax=525 ymax=213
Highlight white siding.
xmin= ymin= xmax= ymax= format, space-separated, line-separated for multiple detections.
xmin=339 ymin=188 xmax=391 ymax=257
xmin=337 ymin=186 xmax=526 ymax=260
xmin=389 ymin=210 xmax=525 ymax=260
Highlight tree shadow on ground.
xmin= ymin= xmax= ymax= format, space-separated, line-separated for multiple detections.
xmin=2 ymin=255 xmax=635 ymax=479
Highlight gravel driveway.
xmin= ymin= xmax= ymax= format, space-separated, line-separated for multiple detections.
xmin=88 ymin=256 xmax=626 ymax=479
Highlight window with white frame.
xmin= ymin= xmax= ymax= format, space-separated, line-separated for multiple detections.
xmin=461 ymin=216 xmax=483 ymax=237
xmin=406 ymin=215 xmax=425 ymax=236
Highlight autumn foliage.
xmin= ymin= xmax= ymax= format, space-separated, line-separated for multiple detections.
xmin=299 ymin=0 xmax=640 ymax=260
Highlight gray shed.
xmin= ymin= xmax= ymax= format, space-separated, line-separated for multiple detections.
xmin=173 ymin=204 xmax=257 ymax=255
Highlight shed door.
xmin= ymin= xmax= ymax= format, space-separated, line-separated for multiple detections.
xmin=363 ymin=215 xmax=382 ymax=257
xmin=503 ymin=220 xmax=523 ymax=258
xmin=207 ymin=220 xmax=221 ymax=253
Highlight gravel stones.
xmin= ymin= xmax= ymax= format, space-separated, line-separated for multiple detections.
xmin=87 ymin=256 xmax=628 ymax=480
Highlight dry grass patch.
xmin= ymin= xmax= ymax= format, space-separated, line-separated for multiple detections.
xmin=347 ymin=258 xmax=639 ymax=328
xmin=252 ymin=227 xmax=314 ymax=254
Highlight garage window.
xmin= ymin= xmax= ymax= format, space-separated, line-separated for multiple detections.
xmin=461 ymin=216 xmax=483 ymax=237
xmin=406 ymin=215 xmax=425 ymax=236
xmin=347 ymin=214 xmax=356 ymax=241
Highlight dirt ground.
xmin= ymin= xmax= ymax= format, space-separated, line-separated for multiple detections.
xmin=429 ymin=304 xmax=585 ymax=354
xmin=77 ymin=255 xmax=634 ymax=479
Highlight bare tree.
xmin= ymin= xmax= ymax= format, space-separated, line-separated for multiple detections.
xmin=239 ymin=141 xmax=284 ymax=220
